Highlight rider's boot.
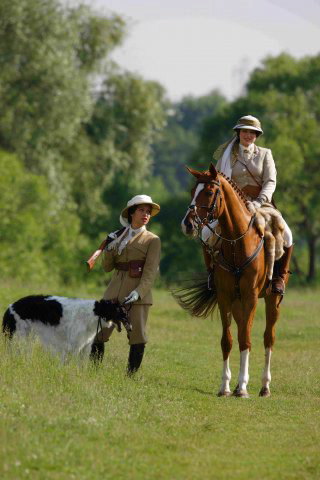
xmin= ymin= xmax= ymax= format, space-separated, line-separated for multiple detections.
xmin=271 ymin=245 xmax=293 ymax=294
xmin=127 ymin=343 xmax=145 ymax=376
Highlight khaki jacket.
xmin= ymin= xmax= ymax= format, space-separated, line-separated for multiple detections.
xmin=102 ymin=229 xmax=161 ymax=305
xmin=215 ymin=143 xmax=277 ymax=203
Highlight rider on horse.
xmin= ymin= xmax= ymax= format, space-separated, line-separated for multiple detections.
xmin=209 ymin=115 xmax=293 ymax=295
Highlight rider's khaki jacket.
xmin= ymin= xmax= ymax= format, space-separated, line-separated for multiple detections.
xmin=215 ymin=143 xmax=277 ymax=203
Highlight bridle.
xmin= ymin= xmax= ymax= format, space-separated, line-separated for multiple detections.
xmin=188 ymin=179 xmax=221 ymax=231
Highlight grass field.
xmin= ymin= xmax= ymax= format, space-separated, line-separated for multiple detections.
xmin=1 ymin=282 xmax=320 ymax=480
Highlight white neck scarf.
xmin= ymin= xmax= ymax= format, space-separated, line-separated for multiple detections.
xmin=108 ymin=225 xmax=146 ymax=255
xmin=219 ymin=137 xmax=237 ymax=178
xmin=239 ymin=143 xmax=254 ymax=159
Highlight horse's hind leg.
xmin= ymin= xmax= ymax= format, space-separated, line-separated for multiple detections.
xmin=217 ymin=305 xmax=233 ymax=397
xmin=260 ymin=294 xmax=281 ymax=397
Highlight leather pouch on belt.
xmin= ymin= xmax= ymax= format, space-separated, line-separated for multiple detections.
xmin=242 ymin=185 xmax=261 ymax=199
xmin=129 ymin=260 xmax=145 ymax=278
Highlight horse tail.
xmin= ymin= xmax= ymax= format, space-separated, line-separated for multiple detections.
xmin=172 ymin=274 xmax=218 ymax=318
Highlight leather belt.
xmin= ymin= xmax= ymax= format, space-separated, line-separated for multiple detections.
xmin=115 ymin=260 xmax=145 ymax=278
xmin=115 ymin=262 xmax=130 ymax=271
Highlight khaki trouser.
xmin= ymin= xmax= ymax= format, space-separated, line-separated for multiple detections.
xmin=96 ymin=304 xmax=150 ymax=345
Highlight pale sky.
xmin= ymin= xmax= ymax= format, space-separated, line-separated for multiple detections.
xmin=80 ymin=0 xmax=320 ymax=101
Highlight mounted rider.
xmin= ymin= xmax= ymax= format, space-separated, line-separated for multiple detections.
xmin=210 ymin=115 xmax=293 ymax=295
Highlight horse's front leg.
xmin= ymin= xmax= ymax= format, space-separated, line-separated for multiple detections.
xmin=232 ymin=293 xmax=258 ymax=398
xmin=260 ymin=293 xmax=281 ymax=397
xmin=217 ymin=303 xmax=233 ymax=397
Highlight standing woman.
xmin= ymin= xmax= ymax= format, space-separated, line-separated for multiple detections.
xmin=91 ymin=195 xmax=161 ymax=374
xmin=213 ymin=115 xmax=293 ymax=294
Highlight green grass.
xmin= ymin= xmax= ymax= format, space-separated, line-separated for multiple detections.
xmin=1 ymin=283 xmax=320 ymax=479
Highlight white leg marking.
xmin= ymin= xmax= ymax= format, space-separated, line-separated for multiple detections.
xmin=238 ymin=349 xmax=250 ymax=392
xmin=220 ymin=358 xmax=231 ymax=394
xmin=261 ymin=348 xmax=272 ymax=389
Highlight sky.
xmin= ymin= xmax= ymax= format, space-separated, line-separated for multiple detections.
xmin=80 ymin=0 xmax=320 ymax=101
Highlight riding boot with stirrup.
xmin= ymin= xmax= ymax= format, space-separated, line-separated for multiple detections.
xmin=89 ymin=341 xmax=105 ymax=364
xmin=271 ymin=245 xmax=293 ymax=294
xmin=127 ymin=343 xmax=145 ymax=376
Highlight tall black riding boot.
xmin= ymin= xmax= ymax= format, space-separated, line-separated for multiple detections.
xmin=89 ymin=342 xmax=105 ymax=364
xmin=271 ymin=245 xmax=293 ymax=294
xmin=127 ymin=343 xmax=145 ymax=376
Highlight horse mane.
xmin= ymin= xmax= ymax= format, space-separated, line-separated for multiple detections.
xmin=217 ymin=171 xmax=249 ymax=209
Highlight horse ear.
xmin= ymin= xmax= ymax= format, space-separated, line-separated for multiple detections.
xmin=209 ymin=162 xmax=218 ymax=178
xmin=186 ymin=166 xmax=202 ymax=178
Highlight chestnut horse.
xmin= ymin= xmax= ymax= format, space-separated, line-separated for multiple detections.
xmin=178 ymin=163 xmax=288 ymax=398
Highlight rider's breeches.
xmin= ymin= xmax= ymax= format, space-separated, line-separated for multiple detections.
xmin=282 ymin=218 xmax=293 ymax=248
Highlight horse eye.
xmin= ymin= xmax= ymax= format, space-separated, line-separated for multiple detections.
xmin=205 ymin=191 xmax=214 ymax=197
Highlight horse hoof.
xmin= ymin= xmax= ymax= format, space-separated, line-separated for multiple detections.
xmin=217 ymin=391 xmax=232 ymax=397
xmin=259 ymin=387 xmax=271 ymax=397
xmin=233 ymin=388 xmax=250 ymax=398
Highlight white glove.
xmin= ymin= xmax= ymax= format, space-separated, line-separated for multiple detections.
xmin=123 ymin=290 xmax=139 ymax=304
xmin=252 ymin=200 xmax=262 ymax=209
xmin=105 ymin=231 xmax=119 ymax=251
xmin=246 ymin=200 xmax=261 ymax=213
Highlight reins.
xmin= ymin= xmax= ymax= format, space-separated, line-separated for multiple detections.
xmin=213 ymin=215 xmax=256 ymax=244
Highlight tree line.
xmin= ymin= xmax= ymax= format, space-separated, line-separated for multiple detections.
xmin=1 ymin=0 xmax=319 ymax=287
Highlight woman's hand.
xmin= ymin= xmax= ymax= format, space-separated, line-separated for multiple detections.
xmin=124 ymin=290 xmax=139 ymax=304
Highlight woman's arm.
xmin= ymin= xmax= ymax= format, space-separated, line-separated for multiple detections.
xmin=102 ymin=249 xmax=116 ymax=273
xmin=135 ymin=237 xmax=161 ymax=300
xmin=260 ymin=149 xmax=277 ymax=203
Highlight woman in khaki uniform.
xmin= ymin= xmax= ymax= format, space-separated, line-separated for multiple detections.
xmin=208 ymin=115 xmax=293 ymax=294
xmin=91 ymin=195 xmax=161 ymax=375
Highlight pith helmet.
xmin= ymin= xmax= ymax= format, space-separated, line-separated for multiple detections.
xmin=233 ymin=115 xmax=263 ymax=135
xmin=120 ymin=194 xmax=160 ymax=226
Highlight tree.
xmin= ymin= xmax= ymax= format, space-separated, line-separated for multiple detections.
xmin=75 ymin=71 xmax=167 ymax=237
xmin=0 ymin=150 xmax=83 ymax=284
xmin=152 ymin=90 xmax=226 ymax=192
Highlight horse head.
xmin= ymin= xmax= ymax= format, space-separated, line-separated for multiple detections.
xmin=181 ymin=163 xmax=222 ymax=237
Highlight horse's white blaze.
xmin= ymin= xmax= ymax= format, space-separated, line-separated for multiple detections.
xmin=220 ymin=358 xmax=231 ymax=394
xmin=181 ymin=183 xmax=205 ymax=235
xmin=238 ymin=349 xmax=250 ymax=392
xmin=261 ymin=347 xmax=272 ymax=389
xmin=191 ymin=183 xmax=205 ymax=206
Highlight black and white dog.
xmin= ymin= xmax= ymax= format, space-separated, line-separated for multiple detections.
xmin=2 ymin=295 xmax=131 ymax=359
